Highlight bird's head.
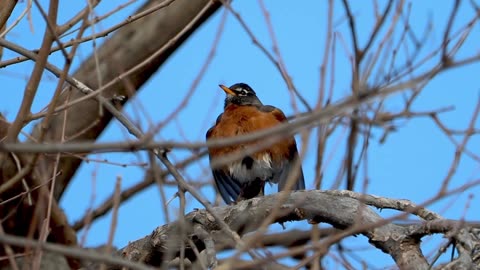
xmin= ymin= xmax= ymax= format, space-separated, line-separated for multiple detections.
xmin=219 ymin=83 xmax=262 ymax=108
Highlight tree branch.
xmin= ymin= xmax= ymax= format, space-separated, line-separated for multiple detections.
xmin=106 ymin=190 xmax=479 ymax=269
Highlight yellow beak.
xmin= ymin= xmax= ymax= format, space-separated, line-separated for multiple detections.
xmin=219 ymin=84 xmax=236 ymax=96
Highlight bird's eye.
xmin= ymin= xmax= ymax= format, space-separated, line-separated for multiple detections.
xmin=239 ymin=89 xmax=249 ymax=96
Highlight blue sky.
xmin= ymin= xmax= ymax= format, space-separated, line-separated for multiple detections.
xmin=2 ymin=1 xmax=480 ymax=268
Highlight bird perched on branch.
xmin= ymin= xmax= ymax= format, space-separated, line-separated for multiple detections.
xmin=206 ymin=83 xmax=305 ymax=204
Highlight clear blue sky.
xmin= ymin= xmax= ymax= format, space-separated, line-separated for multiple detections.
xmin=2 ymin=1 xmax=479 ymax=268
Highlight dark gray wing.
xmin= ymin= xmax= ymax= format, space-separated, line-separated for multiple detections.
xmin=207 ymin=112 xmax=243 ymax=204
xmin=275 ymin=152 xmax=305 ymax=192
xmin=212 ymin=169 xmax=242 ymax=204
xmin=207 ymin=112 xmax=242 ymax=204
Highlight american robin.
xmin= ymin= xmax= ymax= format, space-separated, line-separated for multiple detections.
xmin=206 ymin=83 xmax=305 ymax=204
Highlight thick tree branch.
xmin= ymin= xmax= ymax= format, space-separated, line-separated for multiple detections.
xmin=0 ymin=0 xmax=17 ymax=35
xmin=102 ymin=190 xmax=479 ymax=270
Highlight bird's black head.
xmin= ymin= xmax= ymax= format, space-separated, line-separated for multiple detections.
xmin=219 ymin=83 xmax=262 ymax=108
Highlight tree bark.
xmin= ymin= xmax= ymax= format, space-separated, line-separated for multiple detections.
xmin=104 ymin=190 xmax=433 ymax=269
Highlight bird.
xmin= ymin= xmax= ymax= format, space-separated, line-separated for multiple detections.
xmin=206 ymin=83 xmax=305 ymax=204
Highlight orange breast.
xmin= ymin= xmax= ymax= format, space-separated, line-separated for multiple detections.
xmin=207 ymin=105 xmax=295 ymax=164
